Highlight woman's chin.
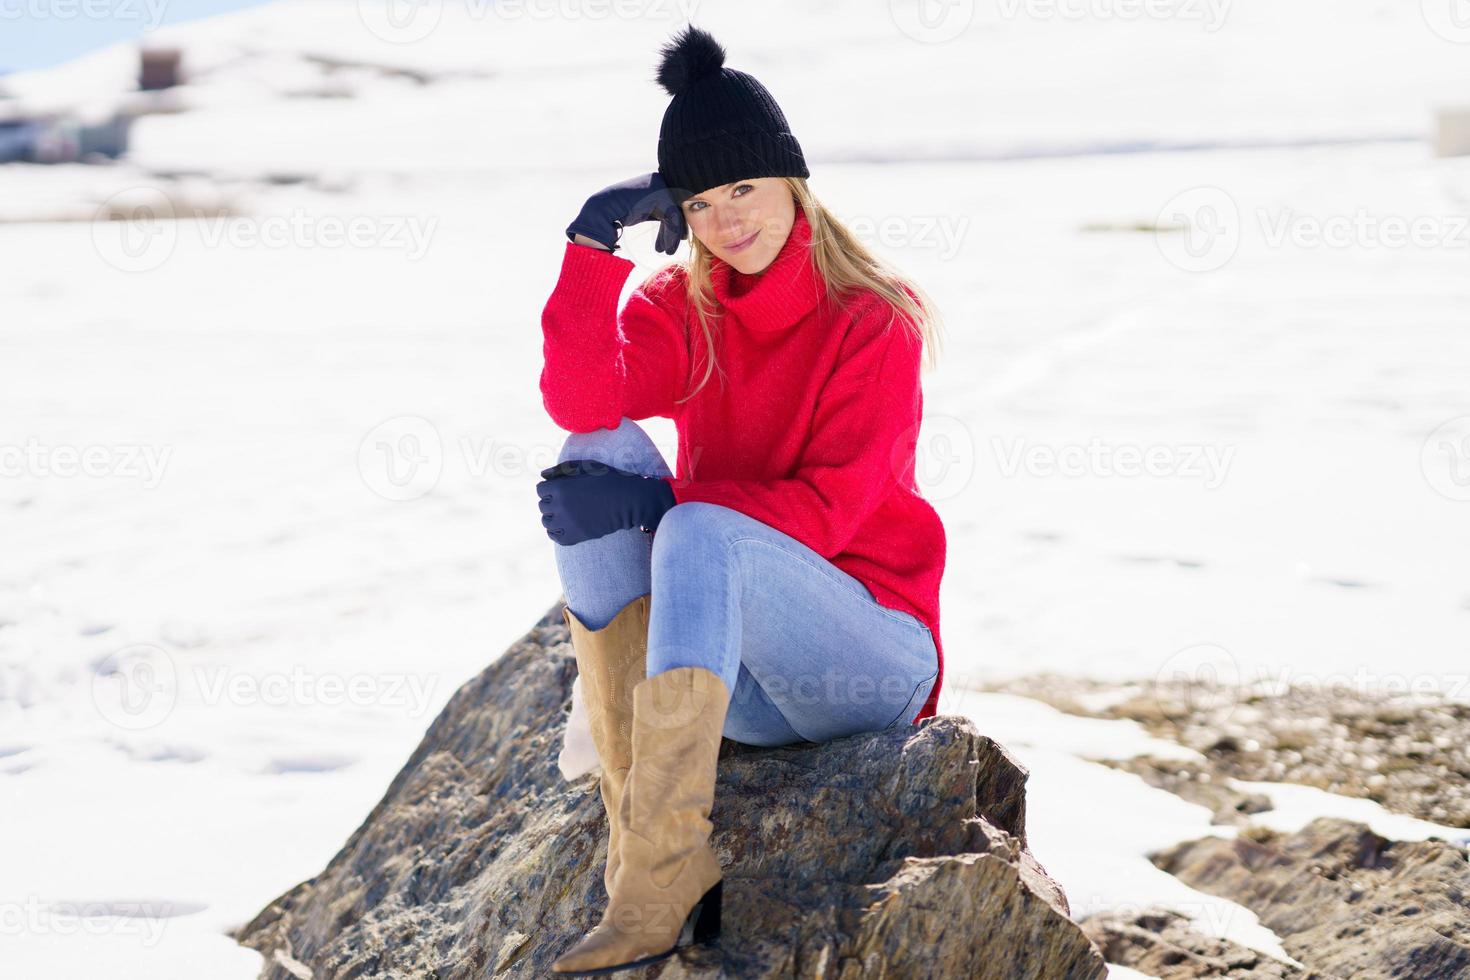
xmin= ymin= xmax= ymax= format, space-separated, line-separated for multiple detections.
xmin=726 ymin=248 xmax=776 ymax=275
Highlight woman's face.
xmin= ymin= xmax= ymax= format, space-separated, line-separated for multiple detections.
xmin=680 ymin=177 xmax=796 ymax=275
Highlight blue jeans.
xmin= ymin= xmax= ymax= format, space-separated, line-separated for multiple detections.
xmin=551 ymin=417 xmax=939 ymax=747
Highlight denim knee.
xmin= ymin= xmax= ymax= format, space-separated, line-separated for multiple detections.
xmin=557 ymin=416 xmax=670 ymax=478
xmin=650 ymin=501 xmax=746 ymax=563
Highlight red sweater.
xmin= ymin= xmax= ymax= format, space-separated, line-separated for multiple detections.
xmin=540 ymin=206 xmax=947 ymax=723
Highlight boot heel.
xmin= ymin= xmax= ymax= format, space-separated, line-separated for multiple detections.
xmin=687 ymin=879 xmax=722 ymax=946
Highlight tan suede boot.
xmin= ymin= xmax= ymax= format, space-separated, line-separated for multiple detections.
xmin=550 ymin=665 xmax=729 ymax=975
xmin=562 ymin=594 xmax=649 ymax=899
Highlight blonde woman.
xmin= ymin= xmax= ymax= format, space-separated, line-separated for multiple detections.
xmin=536 ymin=25 xmax=948 ymax=976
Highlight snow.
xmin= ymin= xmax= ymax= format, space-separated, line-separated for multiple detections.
xmin=4 ymin=1 xmax=1470 ymax=977
xmin=1107 ymin=968 xmax=1164 ymax=980
xmin=956 ymin=690 xmax=1204 ymax=763
xmin=951 ymin=688 xmax=1303 ymax=968
xmin=1230 ymin=778 xmax=1470 ymax=846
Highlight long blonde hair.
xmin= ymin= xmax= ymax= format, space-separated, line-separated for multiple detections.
xmin=668 ymin=176 xmax=945 ymax=405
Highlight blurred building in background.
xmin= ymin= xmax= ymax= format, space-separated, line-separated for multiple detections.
xmin=0 ymin=43 xmax=182 ymax=163
xmin=1437 ymin=106 xmax=1470 ymax=157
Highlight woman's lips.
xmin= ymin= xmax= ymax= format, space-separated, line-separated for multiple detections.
xmin=724 ymin=230 xmax=758 ymax=253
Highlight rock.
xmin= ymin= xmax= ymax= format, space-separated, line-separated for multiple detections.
xmin=1081 ymin=905 xmax=1328 ymax=979
xmin=1099 ymin=756 xmax=1273 ymax=827
xmin=982 ymin=673 xmax=1470 ymax=828
xmin=234 ymin=602 xmax=1107 ymax=979
xmin=1152 ymin=817 xmax=1470 ymax=979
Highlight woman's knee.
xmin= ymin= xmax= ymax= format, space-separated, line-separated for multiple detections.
xmin=651 ymin=501 xmax=746 ymax=560
xmin=558 ymin=416 xmax=670 ymax=477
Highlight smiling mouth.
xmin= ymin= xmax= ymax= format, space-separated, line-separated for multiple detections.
xmin=724 ymin=230 xmax=759 ymax=251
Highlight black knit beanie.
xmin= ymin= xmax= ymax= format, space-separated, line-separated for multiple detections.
xmin=654 ymin=25 xmax=809 ymax=203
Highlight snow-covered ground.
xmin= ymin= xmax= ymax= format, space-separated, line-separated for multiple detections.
xmin=4 ymin=1 xmax=1470 ymax=977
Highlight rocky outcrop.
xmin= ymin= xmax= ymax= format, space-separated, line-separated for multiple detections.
xmin=1149 ymin=818 xmax=1470 ymax=979
xmin=1082 ymin=906 xmax=1327 ymax=979
xmin=234 ymin=602 xmax=1108 ymax=979
xmin=984 ymin=673 xmax=1470 ymax=827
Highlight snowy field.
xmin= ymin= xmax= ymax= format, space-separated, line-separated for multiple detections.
xmin=4 ymin=1 xmax=1470 ymax=976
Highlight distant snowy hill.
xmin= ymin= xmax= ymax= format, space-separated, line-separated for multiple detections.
xmin=3 ymin=0 xmax=1467 ymax=178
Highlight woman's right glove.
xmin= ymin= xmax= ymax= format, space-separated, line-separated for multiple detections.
xmin=566 ymin=171 xmax=688 ymax=256
xmin=536 ymin=459 xmax=676 ymax=545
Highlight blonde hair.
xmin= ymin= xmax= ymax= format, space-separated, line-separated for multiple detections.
xmin=668 ymin=176 xmax=945 ymax=405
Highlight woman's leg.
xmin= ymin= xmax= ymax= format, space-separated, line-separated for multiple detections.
xmin=550 ymin=418 xmax=675 ymax=898
xmin=550 ymin=417 xmax=672 ymax=627
xmin=648 ymin=501 xmax=940 ymax=747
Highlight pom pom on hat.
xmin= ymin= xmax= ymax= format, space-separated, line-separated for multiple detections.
xmin=654 ymin=24 xmax=727 ymax=96
xmin=653 ymin=25 xmax=810 ymax=198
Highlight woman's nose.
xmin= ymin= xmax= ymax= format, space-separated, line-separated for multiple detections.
xmin=714 ymin=207 xmax=745 ymax=235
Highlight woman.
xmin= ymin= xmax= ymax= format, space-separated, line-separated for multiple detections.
xmin=535 ymin=25 xmax=948 ymax=976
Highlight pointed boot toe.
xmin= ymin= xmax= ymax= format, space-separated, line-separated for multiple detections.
xmin=549 ymin=879 xmax=722 ymax=975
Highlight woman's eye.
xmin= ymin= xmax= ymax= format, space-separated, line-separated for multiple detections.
xmin=733 ymin=184 xmax=751 ymax=196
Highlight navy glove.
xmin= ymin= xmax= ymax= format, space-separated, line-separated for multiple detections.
xmin=537 ymin=459 xmax=677 ymax=546
xmin=566 ymin=171 xmax=688 ymax=256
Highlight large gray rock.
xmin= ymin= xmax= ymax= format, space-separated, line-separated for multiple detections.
xmin=234 ymin=602 xmax=1107 ymax=978
xmin=1150 ymin=817 xmax=1470 ymax=979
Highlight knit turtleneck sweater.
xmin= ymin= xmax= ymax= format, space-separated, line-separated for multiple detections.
xmin=540 ymin=206 xmax=947 ymax=723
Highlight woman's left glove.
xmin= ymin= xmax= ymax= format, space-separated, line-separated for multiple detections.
xmin=537 ymin=459 xmax=676 ymax=546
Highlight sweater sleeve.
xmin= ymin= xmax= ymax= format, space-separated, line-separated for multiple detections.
xmin=666 ymin=304 xmax=923 ymax=560
xmin=540 ymin=241 xmax=689 ymax=432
